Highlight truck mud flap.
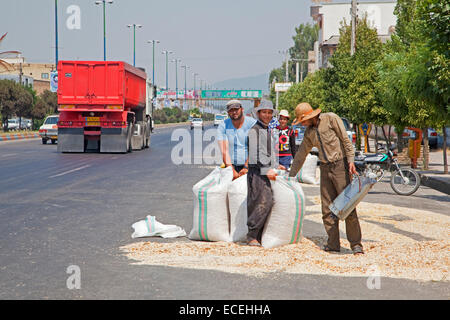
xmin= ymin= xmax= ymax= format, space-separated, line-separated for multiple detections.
xmin=100 ymin=127 xmax=128 ymax=153
xmin=57 ymin=128 xmax=84 ymax=153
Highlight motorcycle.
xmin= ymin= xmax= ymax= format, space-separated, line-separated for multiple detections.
xmin=354 ymin=143 xmax=421 ymax=196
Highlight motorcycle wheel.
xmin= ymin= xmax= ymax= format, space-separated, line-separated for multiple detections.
xmin=390 ymin=168 xmax=421 ymax=196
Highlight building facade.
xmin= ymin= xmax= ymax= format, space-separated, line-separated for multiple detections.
xmin=310 ymin=1 xmax=397 ymax=70
xmin=0 ymin=57 xmax=55 ymax=95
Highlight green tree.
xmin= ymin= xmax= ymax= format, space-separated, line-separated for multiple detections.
xmin=269 ymin=22 xmax=318 ymax=106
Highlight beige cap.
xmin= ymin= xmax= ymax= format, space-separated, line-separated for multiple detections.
xmin=279 ymin=109 xmax=290 ymax=119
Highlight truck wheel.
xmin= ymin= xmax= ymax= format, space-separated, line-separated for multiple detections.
xmin=42 ymin=138 xmax=47 ymax=144
xmin=51 ymin=139 xmax=56 ymax=144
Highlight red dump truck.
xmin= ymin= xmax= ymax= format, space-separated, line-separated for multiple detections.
xmin=57 ymin=61 xmax=155 ymax=153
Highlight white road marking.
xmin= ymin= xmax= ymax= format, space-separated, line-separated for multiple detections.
xmin=49 ymin=165 xmax=91 ymax=178
xmin=0 ymin=153 xmax=18 ymax=158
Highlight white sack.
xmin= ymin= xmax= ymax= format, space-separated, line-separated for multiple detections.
xmin=189 ymin=166 xmax=233 ymax=242
xmin=132 ymin=215 xmax=187 ymax=239
xmin=296 ymin=154 xmax=319 ymax=184
xmin=227 ymin=174 xmax=248 ymax=242
xmin=261 ymin=177 xmax=306 ymax=249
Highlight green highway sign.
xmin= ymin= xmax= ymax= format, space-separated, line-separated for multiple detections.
xmin=201 ymin=90 xmax=262 ymax=99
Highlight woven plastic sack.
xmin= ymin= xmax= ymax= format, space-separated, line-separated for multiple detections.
xmin=189 ymin=166 xmax=233 ymax=242
xmin=227 ymin=174 xmax=248 ymax=242
xmin=261 ymin=176 xmax=306 ymax=249
xmin=296 ymin=154 xmax=319 ymax=184
xmin=131 ymin=215 xmax=186 ymax=238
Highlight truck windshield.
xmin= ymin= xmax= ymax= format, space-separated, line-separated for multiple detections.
xmin=214 ymin=115 xmax=225 ymax=120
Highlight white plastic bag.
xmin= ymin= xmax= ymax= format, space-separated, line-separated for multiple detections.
xmin=227 ymin=174 xmax=248 ymax=242
xmin=261 ymin=177 xmax=306 ymax=249
xmin=131 ymin=215 xmax=187 ymax=238
xmin=296 ymin=154 xmax=319 ymax=184
xmin=189 ymin=166 xmax=233 ymax=242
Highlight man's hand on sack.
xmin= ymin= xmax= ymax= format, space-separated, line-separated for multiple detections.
xmin=238 ymin=168 xmax=248 ymax=177
xmin=266 ymin=169 xmax=278 ymax=181
xmin=348 ymin=162 xmax=358 ymax=177
xmin=232 ymin=167 xmax=240 ymax=180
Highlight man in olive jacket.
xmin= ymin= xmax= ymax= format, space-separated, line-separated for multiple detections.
xmin=289 ymin=102 xmax=364 ymax=255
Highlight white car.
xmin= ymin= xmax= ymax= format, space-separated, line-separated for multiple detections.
xmin=214 ymin=114 xmax=227 ymax=127
xmin=39 ymin=115 xmax=59 ymax=144
xmin=7 ymin=119 xmax=20 ymax=131
xmin=190 ymin=118 xmax=204 ymax=130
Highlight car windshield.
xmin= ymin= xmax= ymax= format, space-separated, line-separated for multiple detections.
xmin=193 ymin=118 xmax=202 ymax=122
xmin=215 ymin=115 xmax=225 ymax=120
xmin=9 ymin=119 xmax=18 ymax=123
xmin=45 ymin=117 xmax=59 ymax=125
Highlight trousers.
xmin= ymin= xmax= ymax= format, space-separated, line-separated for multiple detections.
xmin=246 ymin=168 xmax=273 ymax=242
xmin=320 ymin=159 xmax=362 ymax=250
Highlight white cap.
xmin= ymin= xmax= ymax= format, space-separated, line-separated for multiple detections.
xmin=279 ymin=109 xmax=290 ymax=119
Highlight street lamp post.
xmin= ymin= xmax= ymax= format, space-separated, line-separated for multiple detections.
xmin=95 ymin=0 xmax=113 ymax=61
xmin=147 ymin=40 xmax=160 ymax=85
xmin=193 ymin=73 xmax=199 ymax=106
xmin=171 ymin=58 xmax=181 ymax=100
xmin=127 ymin=23 xmax=142 ymax=66
xmin=181 ymin=65 xmax=190 ymax=108
xmin=161 ymin=50 xmax=173 ymax=90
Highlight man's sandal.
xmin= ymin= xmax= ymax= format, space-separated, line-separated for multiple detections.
xmin=352 ymin=245 xmax=364 ymax=255
xmin=323 ymin=245 xmax=340 ymax=253
xmin=247 ymin=239 xmax=262 ymax=247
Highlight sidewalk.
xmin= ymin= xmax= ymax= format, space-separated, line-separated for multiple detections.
xmin=417 ymin=149 xmax=450 ymax=195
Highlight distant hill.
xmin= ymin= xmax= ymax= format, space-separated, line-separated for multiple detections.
xmin=212 ymin=73 xmax=270 ymax=93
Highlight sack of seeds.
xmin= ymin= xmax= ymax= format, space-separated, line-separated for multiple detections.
xmin=189 ymin=166 xmax=233 ymax=242
xmin=261 ymin=176 xmax=306 ymax=249
xmin=295 ymin=154 xmax=319 ymax=185
xmin=227 ymin=174 xmax=248 ymax=242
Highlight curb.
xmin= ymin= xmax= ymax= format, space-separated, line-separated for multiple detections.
xmin=0 ymin=133 xmax=40 ymax=142
xmin=419 ymin=173 xmax=450 ymax=195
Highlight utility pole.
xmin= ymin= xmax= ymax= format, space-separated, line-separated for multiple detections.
xmin=291 ymin=58 xmax=308 ymax=83
xmin=350 ymin=0 xmax=357 ymax=56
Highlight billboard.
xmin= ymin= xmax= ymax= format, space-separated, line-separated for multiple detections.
xmin=201 ymin=90 xmax=262 ymax=99
xmin=157 ymin=90 xmax=195 ymax=99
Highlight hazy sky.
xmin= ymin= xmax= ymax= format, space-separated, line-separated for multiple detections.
xmin=1 ymin=0 xmax=313 ymax=89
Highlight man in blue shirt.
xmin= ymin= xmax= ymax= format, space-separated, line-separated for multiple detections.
xmin=217 ymin=99 xmax=257 ymax=180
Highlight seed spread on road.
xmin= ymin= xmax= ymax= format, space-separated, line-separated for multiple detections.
xmin=121 ymin=197 xmax=449 ymax=282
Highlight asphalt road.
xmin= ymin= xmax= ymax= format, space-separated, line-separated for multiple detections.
xmin=0 ymin=124 xmax=448 ymax=300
